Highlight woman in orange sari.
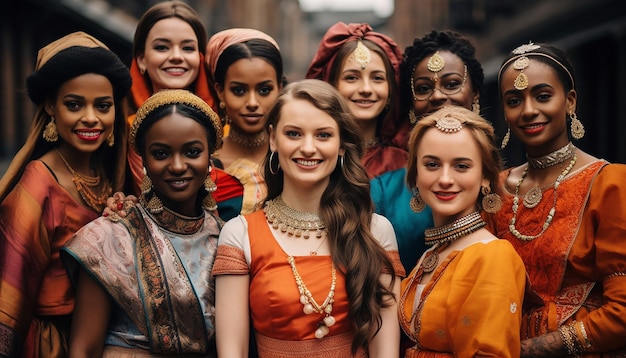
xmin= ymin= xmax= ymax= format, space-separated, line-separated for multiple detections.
xmin=0 ymin=31 xmax=131 ymax=357
xmin=399 ymin=106 xmax=525 ymax=357
xmin=212 ymin=79 xmax=404 ymax=357
xmin=489 ymin=42 xmax=626 ymax=356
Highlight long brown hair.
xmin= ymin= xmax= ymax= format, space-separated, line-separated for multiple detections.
xmin=263 ymin=79 xmax=396 ymax=353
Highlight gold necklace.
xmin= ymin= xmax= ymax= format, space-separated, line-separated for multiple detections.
xmin=264 ymin=196 xmax=326 ymax=239
xmin=364 ymin=137 xmax=380 ymax=148
xmin=523 ymin=143 xmax=576 ymax=208
xmin=287 ymin=255 xmax=336 ymax=339
xmin=56 ymin=149 xmax=111 ymax=213
xmin=227 ymin=127 xmax=268 ymax=147
xmin=509 ymin=154 xmax=577 ymax=241
xmin=424 ymin=211 xmax=486 ymax=246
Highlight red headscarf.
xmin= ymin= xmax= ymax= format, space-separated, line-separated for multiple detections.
xmin=305 ymin=22 xmax=402 ymax=85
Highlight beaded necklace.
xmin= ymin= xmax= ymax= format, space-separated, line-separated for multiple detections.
xmin=287 ymin=256 xmax=336 ymax=339
xmin=227 ymin=127 xmax=268 ymax=147
xmin=424 ymin=211 xmax=486 ymax=246
xmin=264 ymin=196 xmax=325 ymax=239
xmin=509 ymin=154 xmax=577 ymax=241
xmin=56 ymin=149 xmax=111 ymax=213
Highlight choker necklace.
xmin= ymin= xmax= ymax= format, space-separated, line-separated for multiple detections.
xmin=56 ymin=149 xmax=111 ymax=213
xmin=228 ymin=128 xmax=268 ymax=148
xmin=287 ymin=256 xmax=336 ymax=339
xmin=424 ymin=211 xmax=486 ymax=247
xmin=527 ymin=142 xmax=575 ymax=169
xmin=510 ymin=153 xmax=577 ymax=241
xmin=264 ymin=196 xmax=325 ymax=239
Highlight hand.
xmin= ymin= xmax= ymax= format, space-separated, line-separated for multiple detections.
xmin=102 ymin=192 xmax=137 ymax=219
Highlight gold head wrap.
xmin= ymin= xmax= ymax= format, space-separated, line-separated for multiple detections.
xmin=35 ymin=31 xmax=108 ymax=70
xmin=130 ymin=89 xmax=224 ymax=153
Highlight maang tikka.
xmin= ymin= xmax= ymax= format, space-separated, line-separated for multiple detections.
xmin=510 ymin=42 xmax=540 ymax=90
xmin=427 ymin=51 xmax=445 ymax=82
xmin=352 ymin=39 xmax=371 ymax=70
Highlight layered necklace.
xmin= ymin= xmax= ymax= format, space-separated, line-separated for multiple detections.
xmin=263 ymin=195 xmax=325 ymax=239
xmin=56 ymin=149 xmax=111 ymax=213
xmin=287 ymin=255 xmax=336 ymax=339
xmin=522 ymin=142 xmax=576 ymax=208
xmin=421 ymin=211 xmax=485 ymax=273
xmin=509 ymin=152 xmax=577 ymax=241
xmin=227 ymin=127 xmax=268 ymax=148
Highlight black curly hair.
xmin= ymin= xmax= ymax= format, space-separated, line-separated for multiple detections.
xmin=399 ymin=30 xmax=484 ymax=121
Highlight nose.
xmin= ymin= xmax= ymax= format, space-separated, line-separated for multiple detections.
xmin=359 ymin=78 xmax=372 ymax=94
xmin=169 ymin=154 xmax=187 ymax=173
xmin=169 ymin=47 xmax=183 ymax=62
xmin=246 ymin=93 xmax=259 ymax=111
xmin=521 ymin=97 xmax=537 ymax=120
xmin=81 ymin=106 xmax=99 ymax=125
xmin=300 ymin=135 xmax=316 ymax=155
xmin=438 ymin=165 xmax=454 ymax=187
xmin=429 ymin=86 xmax=448 ymax=101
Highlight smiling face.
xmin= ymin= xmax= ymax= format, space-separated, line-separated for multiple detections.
xmin=137 ymin=17 xmax=201 ymax=93
xmin=335 ymin=50 xmax=389 ymax=123
xmin=217 ymin=57 xmax=280 ymax=135
xmin=269 ymin=98 xmax=344 ymax=192
xmin=411 ymin=51 xmax=476 ymax=118
xmin=500 ymin=58 xmax=575 ymax=155
xmin=143 ymin=111 xmax=210 ymax=216
xmin=415 ymin=127 xmax=487 ymax=226
xmin=46 ymin=73 xmax=115 ymax=154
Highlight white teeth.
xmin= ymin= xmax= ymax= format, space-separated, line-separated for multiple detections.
xmin=171 ymin=180 xmax=187 ymax=185
xmin=76 ymin=131 xmax=100 ymax=137
xmin=296 ymin=160 xmax=319 ymax=166
xmin=165 ymin=68 xmax=185 ymax=73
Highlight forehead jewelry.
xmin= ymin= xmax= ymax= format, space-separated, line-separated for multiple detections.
xmin=434 ymin=116 xmax=463 ymax=133
xmin=427 ymin=51 xmax=445 ymax=82
xmin=352 ymin=39 xmax=371 ymax=70
xmin=510 ymin=42 xmax=541 ymax=90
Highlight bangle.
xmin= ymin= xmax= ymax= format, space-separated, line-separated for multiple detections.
xmin=558 ymin=325 xmax=577 ymax=355
xmin=575 ymin=321 xmax=592 ymax=350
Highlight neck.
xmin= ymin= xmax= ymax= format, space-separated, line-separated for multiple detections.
xmin=357 ymin=119 xmax=378 ymax=147
xmin=526 ymin=142 xmax=575 ymax=169
xmin=425 ymin=211 xmax=486 ymax=246
xmin=280 ymin=185 xmax=324 ymax=213
xmin=228 ymin=126 xmax=268 ymax=148
xmin=56 ymin=147 xmax=94 ymax=176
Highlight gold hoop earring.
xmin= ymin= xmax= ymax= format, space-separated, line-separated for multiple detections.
xmin=410 ymin=191 xmax=425 ymax=212
xmin=569 ymin=112 xmax=585 ymax=139
xmin=500 ymin=125 xmax=511 ymax=149
xmin=43 ymin=117 xmax=59 ymax=142
xmin=269 ymin=151 xmax=280 ymax=175
xmin=481 ymin=186 xmax=502 ymax=213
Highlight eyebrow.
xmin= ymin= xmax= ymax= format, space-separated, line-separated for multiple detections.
xmin=422 ymin=154 xmax=474 ymax=162
xmin=503 ymin=83 xmax=553 ymax=96
xmin=416 ymin=71 xmax=464 ymax=81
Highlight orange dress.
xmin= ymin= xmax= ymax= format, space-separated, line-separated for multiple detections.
xmin=212 ymin=210 xmax=405 ymax=357
xmin=0 ymin=161 xmax=98 ymax=357
xmin=399 ymin=240 xmax=525 ymax=357
xmin=485 ymin=161 xmax=626 ymax=356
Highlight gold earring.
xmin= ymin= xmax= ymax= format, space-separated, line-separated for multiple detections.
xmin=481 ymin=186 xmax=502 ymax=213
xmin=569 ymin=112 xmax=585 ymax=139
xmin=409 ymin=191 xmax=425 ymax=212
xmin=107 ymin=132 xmax=114 ymax=147
xmin=472 ymin=98 xmax=480 ymax=114
xmin=140 ymin=167 xmax=152 ymax=195
xmin=43 ymin=117 xmax=59 ymax=142
xmin=408 ymin=109 xmax=418 ymax=125
xmin=500 ymin=125 xmax=511 ymax=149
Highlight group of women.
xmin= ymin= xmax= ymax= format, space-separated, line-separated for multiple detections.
xmin=1 ymin=0 xmax=625 ymax=357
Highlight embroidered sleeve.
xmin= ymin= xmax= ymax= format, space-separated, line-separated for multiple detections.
xmin=212 ymin=215 xmax=251 ymax=275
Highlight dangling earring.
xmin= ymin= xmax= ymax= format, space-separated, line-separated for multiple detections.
xmin=219 ymin=101 xmax=230 ymax=125
xmin=408 ymin=109 xmax=418 ymax=125
xmin=339 ymin=155 xmax=344 ymax=169
xmin=409 ymin=190 xmax=425 ymax=212
xmin=107 ymin=132 xmax=114 ymax=147
xmin=43 ymin=117 xmax=59 ymax=142
xmin=569 ymin=112 xmax=585 ymax=139
xmin=500 ymin=125 xmax=511 ymax=149
xmin=481 ymin=186 xmax=502 ymax=213
xmin=140 ymin=167 xmax=164 ymax=214
xmin=202 ymin=167 xmax=218 ymax=211
xmin=269 ymin=151 xmax=280 ymax=175
xmin=472 ymin=97 xmax=480 ymax=114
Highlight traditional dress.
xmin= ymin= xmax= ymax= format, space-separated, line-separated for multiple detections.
xmin=212 ymin=157 xmax=266 ymax=215
xmin=399 ymin=239 xmax=525 ymax=357
xmin=61 ymin=204 xmax=220 ymax=356
xmin=0 ymin=161 xmax=98 ymax=357
xmin=485 ymin=161 xmax=626 ymax=356
xmin=212 ymin=210 xmax=405 ymax=357
xmin=370 ymin=167 xmax=433 ymax=272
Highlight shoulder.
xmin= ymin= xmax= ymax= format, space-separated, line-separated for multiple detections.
xmin=219 ymin=215 xmax=249 ymax=247
xmin=463 ymin=239 xmax=523 ymax=268
xmin=370 ymin=213 xmax=398 ymax=250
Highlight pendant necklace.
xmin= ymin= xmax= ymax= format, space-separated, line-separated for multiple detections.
xmin=523 ymin=142 xmax=576 ymax=209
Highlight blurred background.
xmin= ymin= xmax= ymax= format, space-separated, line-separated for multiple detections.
xmin=1 ymin=0 xmax=625 ymax=175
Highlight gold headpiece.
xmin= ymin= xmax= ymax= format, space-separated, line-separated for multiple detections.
xmin=130 ymin=89 xmax=223 ymax=152
xmin=427 ymin=51 xmax=445 ymax=82
xmin=351 ymin=40 xmax=371 ymax=70
xmin=498 ymin=42 xmax=575 ymax=91
xmin=435 ymin=116 xmax=463 ymax=133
